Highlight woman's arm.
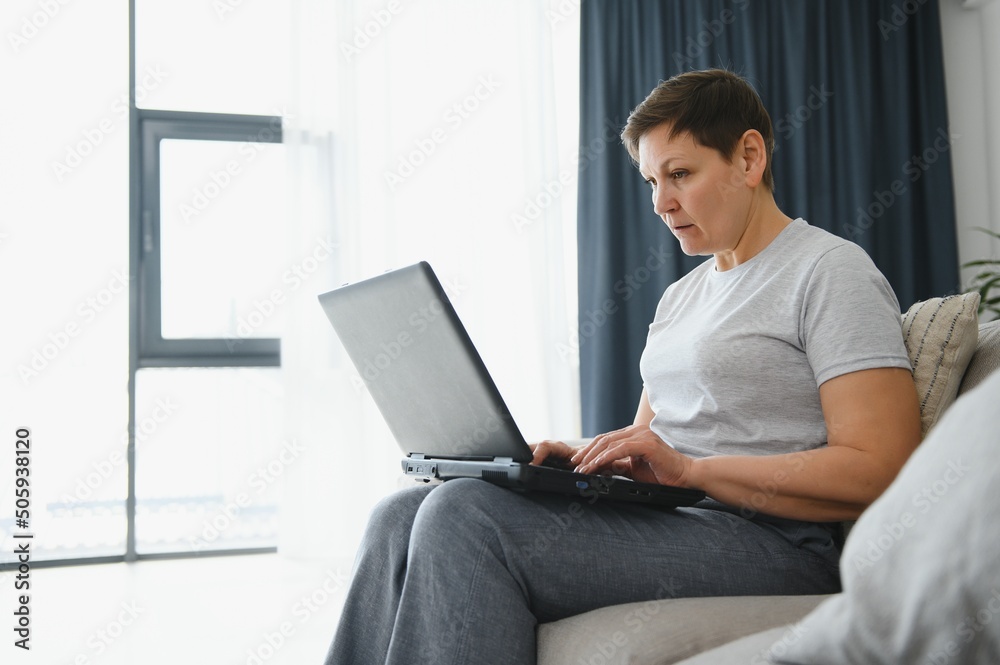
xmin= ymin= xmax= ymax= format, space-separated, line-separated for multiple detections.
xmin=633 ymin=388 xmax=655 ymax=427
xmin=573 ymin=367 xmax=922 ymax=522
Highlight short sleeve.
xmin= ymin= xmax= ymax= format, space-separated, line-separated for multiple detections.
xmin=801 ymin=244 xmax=912 ymax=386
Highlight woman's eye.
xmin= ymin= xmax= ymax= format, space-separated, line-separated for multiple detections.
xmin=671 ymin=170 xmax=688 ymax=180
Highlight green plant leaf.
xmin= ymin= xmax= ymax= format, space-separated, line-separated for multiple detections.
xmin=969 ymin=226 xmax=1000 ymax=241
xmin=965 ymin=227 xmax=1000 ymax=318
xmin=978 ymin=275 xmax=1000 ymax=291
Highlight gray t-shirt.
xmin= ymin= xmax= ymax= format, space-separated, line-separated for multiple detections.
xmin=640 ymin=218 xmax=911 ymax=460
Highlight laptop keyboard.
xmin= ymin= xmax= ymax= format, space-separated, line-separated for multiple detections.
xmin=536 ymin=456 xmax=577 ymax=472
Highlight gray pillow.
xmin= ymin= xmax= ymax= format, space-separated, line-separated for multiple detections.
xmin=958 ymin=320 xmax=1000 ymax=396
xmin=771 ymin=368 xmax=1000 ymax=665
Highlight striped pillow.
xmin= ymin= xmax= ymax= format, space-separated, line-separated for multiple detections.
xmin=901 ymin=293 xmax=980 ymax=436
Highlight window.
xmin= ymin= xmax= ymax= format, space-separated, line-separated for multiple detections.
xmin=133 ymin=367 xmax=284 ymax=554
xmin=130 ymin=0 xmax=291 ymax=556
xmin=0 ymin=2 xmax=291 ymax=570
xmin=132 ymin=109 xmax=287 ymax=555
xmin=137 ymin=113 xmax=284 ymax=366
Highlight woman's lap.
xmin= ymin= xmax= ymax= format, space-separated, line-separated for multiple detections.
xmin=327 ymin=478 xmax=841 ymax=665
xmin=408 ymin=478 xmax=840 ymax=621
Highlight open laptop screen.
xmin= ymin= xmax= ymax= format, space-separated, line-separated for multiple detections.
xmin=317 ymin=262 xmax=532 ymax=462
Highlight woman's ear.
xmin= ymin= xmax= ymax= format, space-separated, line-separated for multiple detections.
xmin=739 ymin=129 xmax=767 ymax=188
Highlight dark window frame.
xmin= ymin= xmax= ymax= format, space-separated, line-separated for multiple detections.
xmin=137 ymin=109 xmax=283 ymax=369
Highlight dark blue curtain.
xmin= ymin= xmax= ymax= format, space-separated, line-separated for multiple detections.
xmin=578 ymin=0 xmax=958 ymax=436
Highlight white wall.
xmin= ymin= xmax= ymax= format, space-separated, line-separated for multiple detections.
xmin=939 ymin=0 xmax=1000 ymax=289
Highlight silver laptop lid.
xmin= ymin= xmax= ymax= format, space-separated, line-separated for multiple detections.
xmin=317 ymin=262 xmax=532 ymax=462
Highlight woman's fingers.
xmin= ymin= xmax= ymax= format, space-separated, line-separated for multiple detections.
xmin=571 ymin=427 xmax=632 ymax=469
xmin=577 ymin=430 xmax=692 ymax=487
xmin=579 ymin=437 xmax=643 ymax=474
xmin=530 ymin=439 xmax=575 ymax=465
xmin=535 ymin=428 xmax=682 ymax=482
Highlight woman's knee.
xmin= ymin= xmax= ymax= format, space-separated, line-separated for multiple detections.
xmin=411 ymin=479 xmax=509 ymax=543
xmin=422 ymin=478 xmax=508 ymax=515
xmin=362 ymin=484 xmax=434 ymax=546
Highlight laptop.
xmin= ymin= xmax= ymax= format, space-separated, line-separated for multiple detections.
xmin=317 ymin=261 xmax=705 ymax=509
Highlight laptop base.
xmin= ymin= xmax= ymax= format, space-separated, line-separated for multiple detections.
xmin=401 ymin=457 xmax=705 ymax=507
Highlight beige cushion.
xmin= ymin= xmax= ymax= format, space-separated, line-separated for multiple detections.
xmin=536 ymin=594 xmax=829 ymax=665
xmin=901 ymin=293 xmax=980 ymax=435
xmin=674 ymin=625 xmax=800 ymax=665
xmin=958 ymin=319 xmax=1000 ymax=395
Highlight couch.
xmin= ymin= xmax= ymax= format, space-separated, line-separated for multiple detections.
xmin=537 ymin=294 xmax=1000 ymax=665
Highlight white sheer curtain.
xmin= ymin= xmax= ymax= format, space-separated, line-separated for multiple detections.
xmin=280 ymin=0 xmax=581 ymax=559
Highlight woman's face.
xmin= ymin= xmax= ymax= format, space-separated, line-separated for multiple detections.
xmin=637 ymin=124 xmax=755 ymax=260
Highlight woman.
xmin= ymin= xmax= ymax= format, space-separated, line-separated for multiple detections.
xmin=324 ymin=69 xmax=921 ymax=665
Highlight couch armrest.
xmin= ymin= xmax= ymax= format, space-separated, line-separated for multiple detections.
xmin=537 ymin=594 xmax=831 ymax=665
xmin=673 ymin=624 xmax=800 ymax=665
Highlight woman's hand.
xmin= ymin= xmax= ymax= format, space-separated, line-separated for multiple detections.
xmin=570 ymin=425 xmax=695 ymax=487
xmin=529 ymin=440 xmax=579 ymax=467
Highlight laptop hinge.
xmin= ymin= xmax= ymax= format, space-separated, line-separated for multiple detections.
xmin=492 ymin=457 xmax=515 ymax=465
xmin=410 ymin=454 xmax=428 ymax=460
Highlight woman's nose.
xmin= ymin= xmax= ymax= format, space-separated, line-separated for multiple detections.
xmin=653 ymin=186 xmax=677 ymax=216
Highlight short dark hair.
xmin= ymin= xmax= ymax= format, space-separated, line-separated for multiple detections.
xmin=621 ymin=69 xmax=775 ymax=191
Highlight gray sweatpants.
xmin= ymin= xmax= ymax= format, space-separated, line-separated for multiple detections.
xmin=324 ymin=478 xmax=841 ymax=665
